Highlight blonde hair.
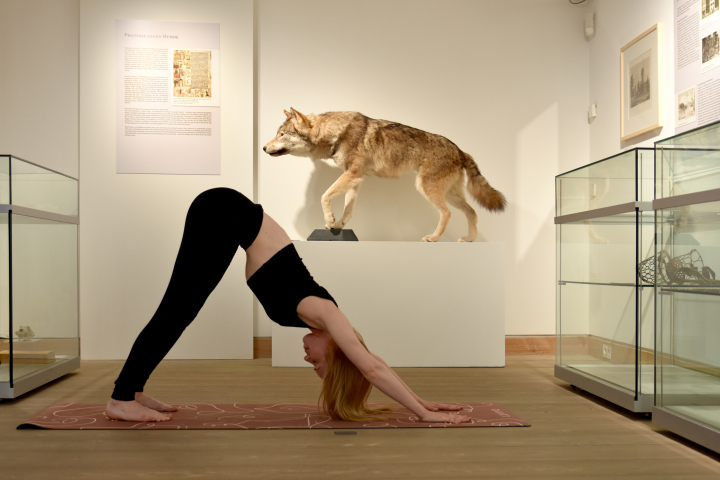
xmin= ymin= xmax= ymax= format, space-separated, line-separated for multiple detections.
xmin=320 ymin=330 xmax=390 ymax=421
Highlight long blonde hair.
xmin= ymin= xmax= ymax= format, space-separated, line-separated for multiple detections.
xmin=320 ymin=329 xmax=390 ymax=421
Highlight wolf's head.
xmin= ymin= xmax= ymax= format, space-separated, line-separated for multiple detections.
xmin=263 ymin=108 xmax=314 ymax=157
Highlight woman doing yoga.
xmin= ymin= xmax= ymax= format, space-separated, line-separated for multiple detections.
xmin=106 ymin=188 xmax=471 ymax=424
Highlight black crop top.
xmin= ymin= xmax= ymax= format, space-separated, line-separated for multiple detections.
xmin=247 ymin=244 xmax=337 ymax=328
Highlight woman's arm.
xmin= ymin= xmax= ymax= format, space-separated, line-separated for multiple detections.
xmin=369 ymin=352 xmax=464 ymax=412
xmin=297 ymin=297 xmax=470 ymax=424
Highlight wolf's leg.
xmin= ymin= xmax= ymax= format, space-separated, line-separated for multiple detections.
xmin=416 ymin=173 xmax=452 ymax=242
xmin=337 ymin=180 xmax=363 ymax=228
xmin=446 ymin=185 xmax=478 ymax=242
xmin=321 ymin=172 xmax=363 ymax=229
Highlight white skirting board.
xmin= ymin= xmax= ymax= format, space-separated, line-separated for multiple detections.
xmin=269 ymin=241 xmax=505 ymax=367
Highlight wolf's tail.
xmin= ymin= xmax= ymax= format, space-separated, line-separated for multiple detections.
xmin=463 ymin=153 xmax=507 ymax=213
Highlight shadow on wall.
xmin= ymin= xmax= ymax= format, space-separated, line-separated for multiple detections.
xmin=293 ymin=159 xmax=482 ymax=242
xmin=511 ymin=102 xmax=559 ymax=334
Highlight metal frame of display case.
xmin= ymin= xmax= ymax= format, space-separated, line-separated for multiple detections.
xmin=555 ymin=148 xmax=655 ymax=413
xmin=0 ymin=154 xmax=79 ymax=399
xmin=651 ymin=120 xmax=720 ymax=453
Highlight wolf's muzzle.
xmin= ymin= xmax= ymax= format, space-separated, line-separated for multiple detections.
xmin=264 ymin=147 xmax=288 ymax=156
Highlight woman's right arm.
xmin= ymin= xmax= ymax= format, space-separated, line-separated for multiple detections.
xmin=369 ymin=352 xmax=464 ymax=412
xmin=298 ymin=297 xmax=471 ymax=424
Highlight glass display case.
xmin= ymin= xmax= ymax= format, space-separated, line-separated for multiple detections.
xmin=555 ymin=148 xmax=655 ymax=412
xmin=653 ymin=121 xmax=720 ymax=452
xmin=0 ymin=155 xmax=79 ymax=399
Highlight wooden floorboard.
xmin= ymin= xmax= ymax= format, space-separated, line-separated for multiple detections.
xmin=1 ymin=356 xmax=719 ymax=479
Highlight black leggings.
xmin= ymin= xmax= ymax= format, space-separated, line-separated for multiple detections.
xmin=111 ymin=188 xmax=263 ymax=401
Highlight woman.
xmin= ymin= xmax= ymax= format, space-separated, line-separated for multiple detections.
xmin=106 ymin=188 xmax=471 ymax=424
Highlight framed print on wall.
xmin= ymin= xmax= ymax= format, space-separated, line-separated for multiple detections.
xmin=621 ymin=23 xmax=663 ymax=141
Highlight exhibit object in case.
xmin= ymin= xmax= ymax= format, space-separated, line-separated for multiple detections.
xmin=0 ymin=155 xmax=79 ymax=399
xmin=652 ymin=121 xmax=720 ymax=453
xmin=555 ymin=148 xmax=655 ymax=412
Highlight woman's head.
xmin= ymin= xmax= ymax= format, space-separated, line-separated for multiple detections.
xmin=302 ymin=329 xmax=331 ymax=378
xmin=303 ymin=328 xmax=389 ymax=421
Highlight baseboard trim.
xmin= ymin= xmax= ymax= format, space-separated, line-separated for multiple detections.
xmin=253 ymin=337 xmax=272 ymax=359
xmin=505 ymin=336 xmax=556 ymax=355
xmin=254 ymin=336 xmax=556 ymax=358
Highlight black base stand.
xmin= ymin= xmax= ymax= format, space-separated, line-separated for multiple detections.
xmin=307 ymin=229 xmax=359 ymax=241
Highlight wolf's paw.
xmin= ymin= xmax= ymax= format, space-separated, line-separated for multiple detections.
xmin=325 ymin=217 xmax=347 ymax=230
xmin=458 ymin=236 xmax=476 ymax=242
xmin=324 ymin=214 xmax=337 ymax=229
xmin=421 ymin=235 xmax=440 ymax=242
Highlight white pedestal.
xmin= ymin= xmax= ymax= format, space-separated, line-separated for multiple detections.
xmin=269 ymin=241 xmax=505 ymax=367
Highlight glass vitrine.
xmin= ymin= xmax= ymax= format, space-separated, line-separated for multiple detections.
xmin=555 ymin=148 xmax=655 ymax=412
xmin=653 ymin=121 xmax=720 ymax=452
xmin=0 ymin=155 xmax=79 ymax=399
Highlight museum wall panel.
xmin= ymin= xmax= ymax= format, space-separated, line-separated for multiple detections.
xmin=0 ymin=0 xmax=80 ymax=178
xmin=256 ymin=0 xmax=591 ymax=336
xmin=79 ymin=0 xmax=255 ymax=360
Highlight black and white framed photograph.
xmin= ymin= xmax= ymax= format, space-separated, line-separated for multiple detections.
xmin=629 ymin=51 xmax=652 ymax=115
xmin=701 ymin=29 xmax=720 ymax=74
xmin=621 ymin=23 xmax=663 ymax=141
xmin=702 ymin=0 xmax=720 ymax=28
xmin=677 ymin=85 xmax=697 ymax=127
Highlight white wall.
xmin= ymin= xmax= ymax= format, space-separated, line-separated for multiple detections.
xmin=0 ymin=0 xmax=80 ymax=177
xmin=79 ymin=0 xmax=256 ymax=360
xmin=588 ymin=0 xmax=676 ymax=160
xmin=257 ymin=0 xmax=591 ymax=336
xmin=0 ymin=0 xmax=680 ymax=353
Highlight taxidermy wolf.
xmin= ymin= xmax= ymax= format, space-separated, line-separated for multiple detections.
xmin=263 ymin=108 xmax=506 ymax=242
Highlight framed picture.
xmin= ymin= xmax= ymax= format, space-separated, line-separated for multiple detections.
xmin=620 ymin=23 xmax=663 ymax=141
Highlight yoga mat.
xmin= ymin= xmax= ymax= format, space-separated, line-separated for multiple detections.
xmin=18 ymin=402 xmax=530 ymax=430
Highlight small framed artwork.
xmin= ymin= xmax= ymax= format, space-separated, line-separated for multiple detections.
xmin=620 ymin=23 xmax=663 ymax=141
xmin=676 ymin=85 xmax=696 ymax=128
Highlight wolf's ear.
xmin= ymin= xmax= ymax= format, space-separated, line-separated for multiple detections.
xmin=283 ymin=109 xmax=292 ymax=119
xmin=290 ymin=107 xmax=311 ymax=130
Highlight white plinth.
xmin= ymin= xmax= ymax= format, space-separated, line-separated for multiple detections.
xmin=269 ymin=241 xmax=505 ymax=368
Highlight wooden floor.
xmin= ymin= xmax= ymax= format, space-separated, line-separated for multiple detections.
xmin=1 ymin=355 xmax=720 ymax=479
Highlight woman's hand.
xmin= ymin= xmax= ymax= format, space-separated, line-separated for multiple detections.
xmin=419 ymin=399 xmax=465 ymax=412
xmin=419 ymin=410 xmax=472 ymax=424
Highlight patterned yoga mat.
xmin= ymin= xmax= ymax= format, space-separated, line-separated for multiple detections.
xmin=18 ymin=402 xmax=530 ymax=430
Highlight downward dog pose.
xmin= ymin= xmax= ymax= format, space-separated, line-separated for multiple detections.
xmin=106 ymin=188 xmax=471 ymax=424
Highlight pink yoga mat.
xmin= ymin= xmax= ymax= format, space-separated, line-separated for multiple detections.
xmin=18 ymin=402 xmax=530 ymax=430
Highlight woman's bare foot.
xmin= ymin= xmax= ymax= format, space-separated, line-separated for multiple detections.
xmin=105 ymin=399 xmax=173 ymax=422
xmin=134 ymin=392 xmax=179 ymax=413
